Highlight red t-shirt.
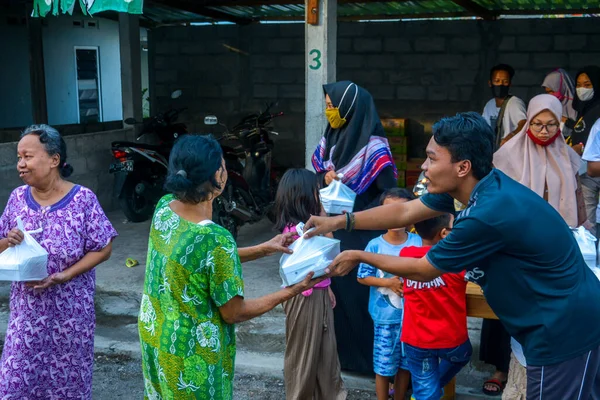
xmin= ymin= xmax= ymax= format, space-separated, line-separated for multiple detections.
xmin=400 ymin=246 xmax=468 ymax=349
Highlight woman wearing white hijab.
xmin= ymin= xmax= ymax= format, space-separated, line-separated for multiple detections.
xmin=542 ymin=69 xmax=578 ymax=131
xmin=494 ymin=94 xmax=584 ymax=227
xmin=493 ymin=93 xmax=586 ymax=399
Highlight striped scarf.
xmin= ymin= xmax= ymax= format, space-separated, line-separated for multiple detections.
xmin=312 ymin=136 xmax=397 ymax=194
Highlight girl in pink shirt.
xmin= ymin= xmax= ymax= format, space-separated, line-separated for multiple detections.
xmin=274 ymin=168 xmax=346 ymax=400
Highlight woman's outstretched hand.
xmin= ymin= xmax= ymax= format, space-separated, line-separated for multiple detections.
xmin=324 ymin=170 xmax=339 ymax=186
xmin=303 ymin=214 xmax=345 ymax=239
xmin=325 ymin=250 xmax=361 ymax=277
xmin=288 ymin=272 xmax=327 ymax=296
xmin=261 ymin=232 xmax=296 ymax=256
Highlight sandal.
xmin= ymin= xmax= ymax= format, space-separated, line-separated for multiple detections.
xmin=482 ymin=378 xmax=506 ymax=396
xmin=125 ymin=258 xmax=139 ymax=268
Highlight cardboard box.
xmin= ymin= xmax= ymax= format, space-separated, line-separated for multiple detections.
xmin=396 ymin=162 xmax=407 ymax=171
xmin=388 ymin=136 xmax=408 ymax=147
xmin=407 ymin=158 xmax=426 ymax=171
xmin=397 ymin=171 xmax=406 ymax=188
xmin=406 ymin=170 xmax=422 ymax=187
xmin=381 ymin=118 xmax=406 ymax=137
xmin=394 ymin=157 xmax=407 ymax=170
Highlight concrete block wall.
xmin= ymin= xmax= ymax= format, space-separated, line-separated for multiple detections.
xmin=149 ymin=18 xmax=600 ymax=164
xmin=0 ymin=128 xmax=135 ymax=213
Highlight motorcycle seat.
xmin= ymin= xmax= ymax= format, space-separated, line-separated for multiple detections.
xmin=112 ymin=141 xmax=166 ymax=152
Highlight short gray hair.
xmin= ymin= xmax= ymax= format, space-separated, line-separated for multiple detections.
xmin=21 ymin=124 xmax=73 ymax=178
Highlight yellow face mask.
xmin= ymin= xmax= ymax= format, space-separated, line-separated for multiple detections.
xmin=324 ymin=82 xmax=358 ymax=130
xmin=325 ymin=108 xmax=346 ymax=129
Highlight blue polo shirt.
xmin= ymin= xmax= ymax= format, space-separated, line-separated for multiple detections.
xmin=421 ymin=169 xmax=600 ymax=366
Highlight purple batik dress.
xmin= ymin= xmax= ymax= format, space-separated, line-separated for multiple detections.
xmin=0 ymin=185 xmax=117 ymax=399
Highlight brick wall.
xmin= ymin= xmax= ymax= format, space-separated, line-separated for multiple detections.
xmin=149 ymin=18 xmax=600 ymax=165
xmin=0 ymin=129 xmax=135 ymax=212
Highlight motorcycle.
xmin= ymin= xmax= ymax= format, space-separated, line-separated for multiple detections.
xmin=205 ymin=102 xmax=283 ymax=238
xmin=109 ymin=90 xmax=188 ymax=222
xmin=413 ymin=171 xmax=429 ymax=197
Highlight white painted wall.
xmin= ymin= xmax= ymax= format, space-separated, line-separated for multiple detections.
xmin=0 ymin=14 xmax=148 ymax=130
xmin=0 ymin=17 xmax=33 ymax=128
xmin=43 ymin=16 xmax=123 ymax=125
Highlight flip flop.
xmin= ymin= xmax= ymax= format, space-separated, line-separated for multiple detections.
xmin=126 ymin=258 xmax=139 ymax=268
xmin=482 ymin=378 xmax=506 ymax=396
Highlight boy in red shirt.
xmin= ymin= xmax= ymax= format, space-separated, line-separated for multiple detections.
xmin=401 ymin=214 xmax=472 ymax=400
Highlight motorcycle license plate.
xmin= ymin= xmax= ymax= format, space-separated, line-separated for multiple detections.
xmin=109 ymin=160 xmax=134 ymax=173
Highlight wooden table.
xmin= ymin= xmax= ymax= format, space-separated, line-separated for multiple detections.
xmin=441 ymin=283 xmax=497 ymax=400
xmin=465 ymin=282 xmax=497 ymax=320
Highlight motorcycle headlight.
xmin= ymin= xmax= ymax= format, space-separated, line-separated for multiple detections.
xmin=412 ymin=175 xmax=429 ymax=197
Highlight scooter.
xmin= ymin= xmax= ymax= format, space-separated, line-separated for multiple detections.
xmin=205 ymin=102 xmax=283 ymax=238
xmin=109 ymin=90 xmax=187 ymax=222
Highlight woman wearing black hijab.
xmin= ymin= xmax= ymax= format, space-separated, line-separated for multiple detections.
xmin=572 ymin=66 xmax=600 ymax=147
xmin=574 ymin=66 xmax=600 ymax=236
xmin=312 ymin=81 xmax=397 ymax=373
xmin=572 ymin=66 xmax=600 ymax=234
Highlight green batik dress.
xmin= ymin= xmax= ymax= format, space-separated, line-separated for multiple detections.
xmin=139 ymin=195 xmax=244 ymax=400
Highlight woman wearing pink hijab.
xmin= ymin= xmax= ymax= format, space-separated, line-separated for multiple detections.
xmin=493 ymin=93 xmax=587 ymax=399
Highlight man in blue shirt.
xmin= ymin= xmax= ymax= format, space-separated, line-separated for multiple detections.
xmin=305 ymin=112 xmax=600 ymax=399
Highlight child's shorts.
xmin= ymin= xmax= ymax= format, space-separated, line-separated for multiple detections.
xmin=373 ymin=322 xmax=408 ymax=377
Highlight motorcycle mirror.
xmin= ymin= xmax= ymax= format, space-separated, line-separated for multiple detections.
xmin=171 ymin=90 xmax=183 ymax=99
xmin=124 ymin=117 xmax=137 ymax=125
xmin=204 ymin=115 xmax=218 ymax=125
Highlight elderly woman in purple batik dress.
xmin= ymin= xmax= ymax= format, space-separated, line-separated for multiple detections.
xmin=0 ymin=124 xmax=117 ymax=398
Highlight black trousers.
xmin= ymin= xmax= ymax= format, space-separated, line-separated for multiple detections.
xmin=479 ymin=318 xmax=512 ymax=373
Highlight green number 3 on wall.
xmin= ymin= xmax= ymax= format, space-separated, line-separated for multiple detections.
xmin=309 ymin=49 xmax=322 ymax=70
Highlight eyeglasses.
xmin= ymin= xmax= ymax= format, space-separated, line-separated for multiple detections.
xmin=530 ymin=122 xmax=560 ymax=134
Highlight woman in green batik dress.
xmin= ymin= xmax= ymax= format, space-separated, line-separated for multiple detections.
xmin=138 ymin=135 xmax=320 ymax=399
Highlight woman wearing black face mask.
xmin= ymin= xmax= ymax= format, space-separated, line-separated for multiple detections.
xmin=480 ymin=69 xmax=525 ymax=396
xmin=482 ymin=64 xmax=527 ymax=150
xmin=576 ymin=66 xmax=600 ymax=236
xmin=311 ymin=81 xmax=397 ymax=374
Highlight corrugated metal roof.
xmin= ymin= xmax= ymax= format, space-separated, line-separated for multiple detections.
xmin=143 ymin=0 xmax=600 ymax=25
xmin=143 ymin=4 xmax=204 ymax=24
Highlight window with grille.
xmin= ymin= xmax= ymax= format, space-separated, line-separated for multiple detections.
xmin=75 ymin=47 xmax=102 ymax=123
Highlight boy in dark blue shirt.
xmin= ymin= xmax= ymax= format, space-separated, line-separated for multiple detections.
xmin=305 ymin=112 xmax=600 ymax=400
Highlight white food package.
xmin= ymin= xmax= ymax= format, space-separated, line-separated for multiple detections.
xmin=319 ymin=174 xmax=356 ymax=215
xmin=572 ymin=226 xmax=597 ymax=271
xmin=0 ymin=217 xmax=48 ymax=282
xmin=279 ymin=222 xmax=340 ymax=286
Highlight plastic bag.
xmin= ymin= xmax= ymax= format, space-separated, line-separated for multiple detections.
xmin=572 ymin=226 xmax=597 ymax=271
xmin=376 ymin=269 xmax=403 ymax=309
xmin=319 ymin=174 xmax=356 ymax=215
xmin=279 ymin=222 xmax=340 ymax=286
xmin=0 ymin=217 xmax=48 ymax=281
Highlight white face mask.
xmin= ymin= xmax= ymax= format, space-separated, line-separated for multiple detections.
xmin=577 ymin=87 xmax=595 ymax=102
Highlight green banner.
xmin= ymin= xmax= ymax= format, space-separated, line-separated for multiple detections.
xmin=84 ymin=0 xmax=143 ymax=15
xmin=32 ymin=0 xmax=143 ymax=17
